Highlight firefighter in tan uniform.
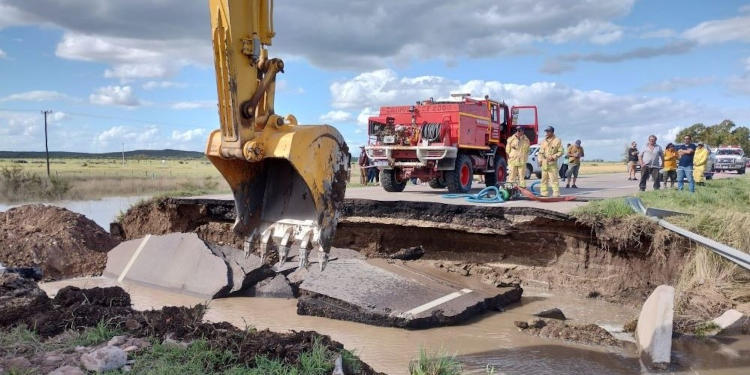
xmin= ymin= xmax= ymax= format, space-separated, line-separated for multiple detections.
xmin=507 ymin=126 xmax=530 ymax=188
xmin=537 ymin=126 xmax=564 ymax=197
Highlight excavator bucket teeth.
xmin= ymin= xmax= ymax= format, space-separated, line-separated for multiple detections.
xmin=206 ymin=125 xmax=350 ymax=266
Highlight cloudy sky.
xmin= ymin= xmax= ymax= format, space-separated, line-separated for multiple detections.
xmin=0 ymin=0 xmax=748 ymax=160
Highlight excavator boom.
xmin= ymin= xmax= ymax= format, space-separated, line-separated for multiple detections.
xmin=205 ymin=0 xmax=349 ymax=269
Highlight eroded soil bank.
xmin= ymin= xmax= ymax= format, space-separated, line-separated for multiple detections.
xmin=0 ymin=272 xmax=381 ymax=374
xmin=115 ymin=197 xmax=690 ymax=308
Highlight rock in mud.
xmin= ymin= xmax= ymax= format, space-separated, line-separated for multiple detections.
xmin=0 ymin=205 xmax=118 ymax=281
xmin=248 ymin=274 xmax=294 ymax=298
xmin=388 ymin=246 xmax=425 ymax=260
xmin=49 ymin=365 xmax=85 ymax=375
xmin=534 ymin=308 xmax=567 ymax=320
xmin=0 ymin=273 xmax=52 ymax=327
xmin=80 ymin=346 xmax=127 ymax=372
xmin=207 ymin=243 xmax=275 ymax=296
xmin=517 ymin=318 xmax=622 ymax=347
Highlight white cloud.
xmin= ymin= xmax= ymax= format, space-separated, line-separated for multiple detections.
xmin=96 ymin=125 xmax=158 ymax=145
xmin=329 ymin=69 xmax=727 ymax=159
xmin=356 ymin=107 xmax=380 ymax=126
xmin=319 ymin=110 xmax=352 ymax=123
xmin=56 ymin=32 xmax=209 ymax=81
xmin=640 ymin=77 xmax=714 ymax=92
xmin=89 ymin=85 xmax=140 ymax=107
xmin=683 ymin=16 xmax=750 ymax=44
xmin=547 ymin=20 xmax=623 ymax=45
xmin=273 ymin=0 xmax=635 ymax=69
xmin=142 ymin=81 xmax=187 ymax=90
xmin=1 ymin=0 xmax=634 ymax=71
xmin=0 ymin=90 xmax=69 ymax=102
xmin=171 ymin=128 xmax=205 ymax=142
xmin=171 ymin=101 xmax=215 ymax=110
xmin=640 ymin=28 xmax=677 ymax=39
xmin=0 ymin=48 xmax=6 ymax=59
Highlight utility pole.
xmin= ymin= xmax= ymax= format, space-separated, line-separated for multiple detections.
xmin=41 ymin=110 xmax=53 ymax=178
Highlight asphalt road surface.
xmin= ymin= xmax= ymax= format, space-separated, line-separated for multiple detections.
xmin=347 ymin=171 xmax=742 ymax=213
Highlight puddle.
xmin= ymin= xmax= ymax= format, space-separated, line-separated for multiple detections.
xmin=0 ymin=195 xmax=148 ymax=231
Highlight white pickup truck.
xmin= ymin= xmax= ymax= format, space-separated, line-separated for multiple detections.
xmin=712 ymin=146 xmax=746 ymax=174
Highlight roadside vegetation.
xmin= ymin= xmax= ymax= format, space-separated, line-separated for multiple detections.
xmin=408 ymin=348 xmax=462 ymax=375
xmin=0 ymin=325 xmax=349 ymax=375
xmin=0 ymin=158 xmax=229 ymax=204
xmin=571 ymin=175 xmax=750 ymax=332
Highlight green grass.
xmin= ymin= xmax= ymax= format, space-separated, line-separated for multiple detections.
xmin=408 ymin=348 xmax=462 ymax=375
xmin=72 ymin=321 xmax=123 ymax=347
xmin=693 ymin=321 xmax=721 ymax=337
xmin=1 ymin=326 xmax=350 ymax=375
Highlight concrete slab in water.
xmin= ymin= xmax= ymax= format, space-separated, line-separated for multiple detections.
xmin=636 ymin=284 xmax=674 ymax=369
xmin=104 ymin=233 xmax=271 ymax=299
xmin=297 ymin=259 xmax=521 ymax=329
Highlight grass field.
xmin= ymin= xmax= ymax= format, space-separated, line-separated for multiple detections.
xmin=0 ymin=157 xmax=626 ymax=203
xmin=0 ymin=158 xmax=228 ymax=203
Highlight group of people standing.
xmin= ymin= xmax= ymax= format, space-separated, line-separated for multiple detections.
xmin=507 ymin=125 xmax=583 ymax=197
xmin=626 ymin=134 xmax=708 ymax=193
xmin=357 ymin=146 xmax=380 ymax=185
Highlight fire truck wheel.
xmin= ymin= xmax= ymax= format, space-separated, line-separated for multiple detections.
xmin=446 ymin=154 xmax=473 ymax=193
xmin=428 ymin=176 xmax=446 ymax=189
xmin=485 ymin=156 xmax=507 ymax=187
xmin=380 ymin=169 xmax=407 ymax=192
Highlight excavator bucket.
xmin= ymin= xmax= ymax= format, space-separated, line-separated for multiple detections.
xmin=204 ymin=0 xmax=350 ymax=269
xmin=206 ymin=126 xmax=349 ymax=269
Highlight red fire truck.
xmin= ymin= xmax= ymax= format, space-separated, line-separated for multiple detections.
xmin=365 ymin=94 xmax=538 ymax=193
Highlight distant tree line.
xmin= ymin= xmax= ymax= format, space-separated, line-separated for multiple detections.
xmin=675 ymin=120 xmax=750 ymax=153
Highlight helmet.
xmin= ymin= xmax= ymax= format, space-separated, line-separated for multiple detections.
xmin=544 ymin=126 xmax=555 ymax=133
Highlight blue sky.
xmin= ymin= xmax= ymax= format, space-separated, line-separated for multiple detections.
xmin=1 ymin=0 xmax=749 ymax=160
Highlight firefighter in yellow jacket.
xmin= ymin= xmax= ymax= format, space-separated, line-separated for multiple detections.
xmin=507 ymin=126 xmax=531 ymax=188
xmin=693 ymin=142 xmax=709 ymax=186
xmin=538 ymin=126 xmax=564 ymax=197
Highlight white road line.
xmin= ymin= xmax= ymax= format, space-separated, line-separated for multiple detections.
xmin=117 ymin=234 xmax=151 ymax=282
xmin=400 ymin=288 xmax=473 ymax=317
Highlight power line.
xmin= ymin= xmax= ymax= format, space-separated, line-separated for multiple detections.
xmin=0 ymin=107 xmax=207 ymax=128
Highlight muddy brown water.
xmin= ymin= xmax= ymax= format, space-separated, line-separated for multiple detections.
xmin=40 ymin=277 xmax=750 ymax=375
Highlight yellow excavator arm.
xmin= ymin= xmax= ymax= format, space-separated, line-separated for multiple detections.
xmin=205 ymin=0 xmax=350 ymax=269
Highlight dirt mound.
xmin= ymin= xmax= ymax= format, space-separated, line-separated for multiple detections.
xmin=0 ymin=205 xmax=118 ymax=280
xmin=0 ymin=275 xmax=382 ymax=374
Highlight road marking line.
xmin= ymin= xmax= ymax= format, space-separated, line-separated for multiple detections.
xmin=401 ymin=288 xmax=473 ymax=317
xmin=117 ymin=234 xmax=151 ymax=282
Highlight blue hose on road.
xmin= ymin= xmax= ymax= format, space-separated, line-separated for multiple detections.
xmin=442 ymin=186 xmax=506 ymax=203
xmin=528 ymin=181 xmax=541 ymax=196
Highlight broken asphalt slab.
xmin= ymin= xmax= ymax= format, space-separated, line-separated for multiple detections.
xmin=296 ymin=259 xmax=521 ymax=329
xmin=103 ymin=233 xmax=272 ymax=299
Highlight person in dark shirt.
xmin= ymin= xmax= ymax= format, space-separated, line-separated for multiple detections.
xmin=627 ymin=141 xmax=639 ymax=180
xmin=675 ymin=135 xmax=697 ymax=193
